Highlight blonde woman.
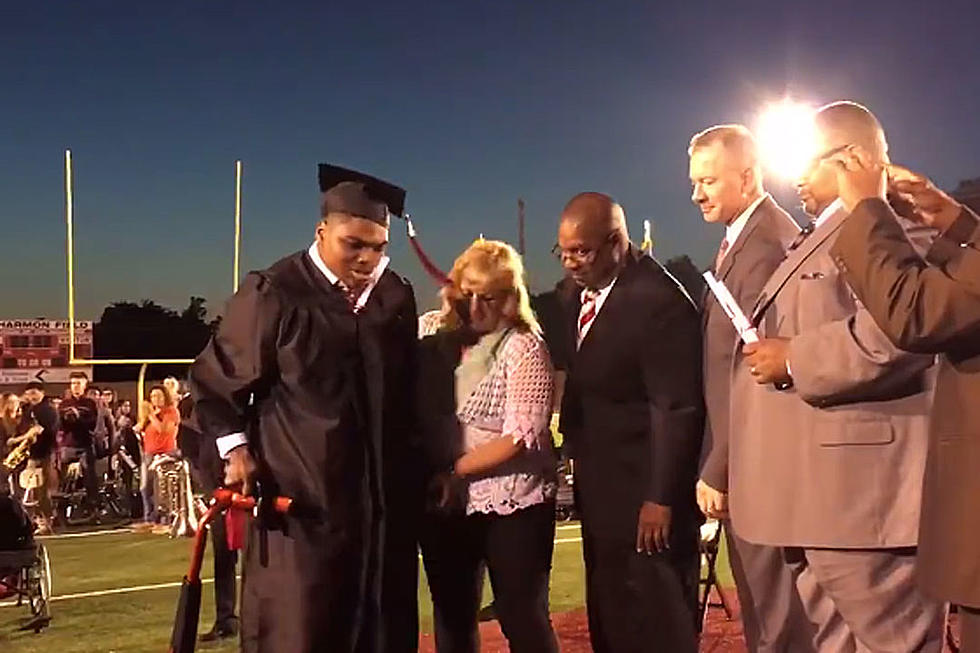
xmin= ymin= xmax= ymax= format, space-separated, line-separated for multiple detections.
xmin=1 ymin=393 xmax=21 ymax=493
xmin=418 ymin=239 xmax=559 ymax=653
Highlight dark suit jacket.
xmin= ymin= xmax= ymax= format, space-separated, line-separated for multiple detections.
xmin=558 ymin=247 xmax=704 ymax=546
xmin=699 ymin=196 xmax=800 ymax=490
xmin=831 ymin=198 xmax=980 ymax=607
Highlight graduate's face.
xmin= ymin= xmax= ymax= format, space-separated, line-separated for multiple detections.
xmin=689 ymin=142 xmax=756 ymax=225
xmin=317 ymin=214 xmax=389 ymax=290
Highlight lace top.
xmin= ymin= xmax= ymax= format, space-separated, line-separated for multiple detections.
xmin=456 ymin=329 xmax=558 ymax=515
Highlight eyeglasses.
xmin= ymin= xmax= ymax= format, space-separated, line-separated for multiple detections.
xmin=459 ymin=289 xmax=506 ymax=305
xmin=552 ymin=232 xmax=616 ymax=263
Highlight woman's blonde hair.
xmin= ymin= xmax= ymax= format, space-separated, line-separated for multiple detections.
xmin=439 ymin=239 xmax=541 ymax=335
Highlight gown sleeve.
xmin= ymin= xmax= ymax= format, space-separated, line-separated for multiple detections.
xmin=189 ymin=272 xmax=282 ymax=452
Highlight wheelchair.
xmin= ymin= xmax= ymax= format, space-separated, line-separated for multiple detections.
xmin=0 ymin=493 xmax=52 ymax=633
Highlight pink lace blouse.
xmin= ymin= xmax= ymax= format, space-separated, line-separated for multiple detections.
xmin=456 ymin=330 xmax=558 ymax=515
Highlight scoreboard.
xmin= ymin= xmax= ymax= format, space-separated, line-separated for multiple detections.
xmin=0 ymin=319 xmax=93 ymax=385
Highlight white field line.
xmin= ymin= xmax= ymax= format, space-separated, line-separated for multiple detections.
xmin=43 ymin=524 xmax=581 ymax=541
xmin=38 ymin=529 xmax=134 ymax=541
xmin=1 ymin=534 xmax=585 ymax=607
xmin=0 ymin=578 xmax=209 ymax=608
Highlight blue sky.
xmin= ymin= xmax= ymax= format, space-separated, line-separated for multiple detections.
xmin=2 ymin=0 xmax=978 ymax=317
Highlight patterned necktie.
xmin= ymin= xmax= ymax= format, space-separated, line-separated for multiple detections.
xmin=578 ymin=289 xmax=600 ymax=344
xmin=714 ymin=237 xmax=730 ymax=272
xmin=789 ymin=220 xmax=818 ymax=251
xmin=335 ymin=281 xmax=362 ymax=313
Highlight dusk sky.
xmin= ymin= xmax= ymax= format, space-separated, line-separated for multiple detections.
xmin=3 ymin=1 xmax=978 ymax=319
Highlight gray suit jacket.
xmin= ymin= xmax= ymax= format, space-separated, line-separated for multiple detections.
xmin=729 ymin=203 xmax=936 ymax=548
xmin=699 ymin=196 xmax=800 ymax=491
xmin=832 ymin=199 xmax=980 ymax=606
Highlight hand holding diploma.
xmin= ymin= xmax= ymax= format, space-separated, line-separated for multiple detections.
xmin=743 ymin=338 xmax=792 ymax=385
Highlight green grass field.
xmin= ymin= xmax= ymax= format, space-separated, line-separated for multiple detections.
xmin=1 ymin=524 xmax=732 ymax=653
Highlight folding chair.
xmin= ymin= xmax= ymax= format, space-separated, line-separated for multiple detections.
xmin=698 ymin=518 xmax=734 ymax=632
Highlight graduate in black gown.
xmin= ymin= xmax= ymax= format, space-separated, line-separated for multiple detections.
xmin=189 ymin=164 xmax=421 ymax=653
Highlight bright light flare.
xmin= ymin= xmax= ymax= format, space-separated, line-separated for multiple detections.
xmin=755 ymin=99 xmax=818 ymax=181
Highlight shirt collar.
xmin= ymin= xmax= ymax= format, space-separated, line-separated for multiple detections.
xmin=307 ymin=242 xmax=390 ymax=310
xmin=580 ymin=275 xmax=617 ymax=303
xmin=725 ymin=193 xmax=768 ymax=246
xmin=814 ymin=198 xmax=845 ymax=229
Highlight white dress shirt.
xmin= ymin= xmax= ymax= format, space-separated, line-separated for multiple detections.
xmin=577 ymin=276 xmax=617 ymax=346
xmin=215 ymin=244 xmax=390 ymax=459
xmin=719 ymin=193 xmax=769 ymax=264
xmin=814 ymin=198 xmax=845 ymax=230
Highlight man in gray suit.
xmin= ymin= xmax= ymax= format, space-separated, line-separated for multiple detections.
xmin=689 ymin=124 xmax=813 ymax=652
xmin=732 ymin=101 xmax=945 ymax=652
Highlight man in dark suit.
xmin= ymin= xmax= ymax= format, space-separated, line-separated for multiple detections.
xmin=828 ymin=159 xmax=980 ymax=652
xmin=556 ymin=192 xmax=704 ymax=652
xmin=689 ymin=124 xmax=812 ymax=652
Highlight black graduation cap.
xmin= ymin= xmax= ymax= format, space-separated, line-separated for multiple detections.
xmin=318 ymin=163 xmax=406 ymax=226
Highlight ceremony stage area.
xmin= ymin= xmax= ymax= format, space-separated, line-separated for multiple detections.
xmin=0 ymin=523 xmax=748 ymax=653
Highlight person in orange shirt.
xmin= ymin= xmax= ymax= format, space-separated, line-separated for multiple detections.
xmin=135 ymin=384 xmax=179 ymax=528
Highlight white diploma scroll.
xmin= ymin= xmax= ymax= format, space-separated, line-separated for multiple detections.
xmin=702 ymin=271 xmax=759 ymax=344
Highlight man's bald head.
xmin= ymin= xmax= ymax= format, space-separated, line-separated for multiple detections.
xmin=556 ymin=192 xmax=631 ymax=289
xmin=814 ymin=101 xmax=889 ymax=164
xmin=795 ymin=101 xmax=890 ymax=217
xmin=560 ymin=192 xmax=629 ymax=245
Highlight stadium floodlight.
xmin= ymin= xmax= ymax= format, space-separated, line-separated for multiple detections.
xmin=754 ymin=99 xmax=818 ymax=181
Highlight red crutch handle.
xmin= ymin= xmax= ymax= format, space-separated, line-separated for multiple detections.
xmin=186 ymin=488 xmax=292 ymax=582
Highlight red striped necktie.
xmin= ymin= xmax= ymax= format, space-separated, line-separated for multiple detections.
xmin=714 ymin=237 xmax=730 ymax=273
xmin=578 ymin=289 xmax=600 ymax=344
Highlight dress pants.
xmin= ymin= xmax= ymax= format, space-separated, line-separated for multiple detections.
xmin=582 ymin=516 xmax=700 ymax=653
xmin=210 ymin=507 xmax=239 ymax=627
xmin=724 ymin=521 xmax=815 ymax=652
xmin=420 ymin=501 xmax=558 ymax=653
xmin=787 ymin=547 xmax=944 ymax=653
xmin=196 ymin=468 xmax=238 ymax=630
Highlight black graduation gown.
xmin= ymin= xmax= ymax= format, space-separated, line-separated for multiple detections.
xmin=189 ymin=250 xmax=420 ymax=653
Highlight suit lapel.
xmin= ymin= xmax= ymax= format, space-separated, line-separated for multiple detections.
xmin=718 ymin=198 xmax=774 ymax=283
xmin=751 ymin=206 xmax=849 ymax=322
xmin=577 ymin=254 xmax=638 ymax=355
xmin=557 ymin=277 xmax=581 ymax=358
xmin=704 ymin=199 xmax=772 ymax=330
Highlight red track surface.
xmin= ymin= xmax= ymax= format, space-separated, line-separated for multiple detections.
xmin=419 ymin=588 xmax=748 ymax=652
xmin=418 ymin=590 xmax=962 ymax=652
